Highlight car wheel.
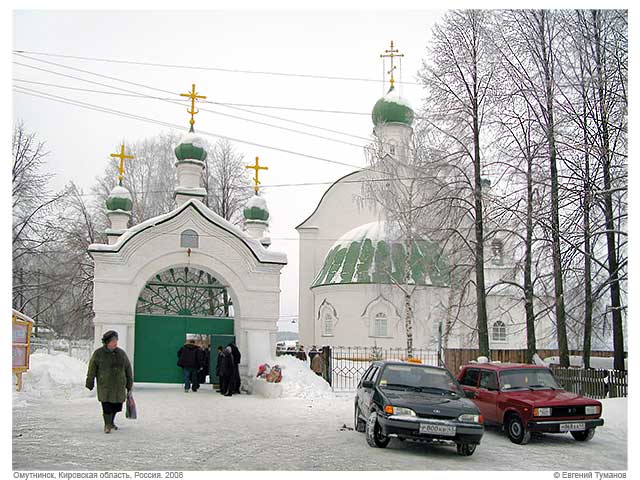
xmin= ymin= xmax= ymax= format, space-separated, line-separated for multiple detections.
xmin=366 ymin=411 xmax=390 ymax=448
xmin=354 ymin=405 xmax=366 ymax=433
xmin=456 ymin=443 xmax=476 ymax=456
xmin=571 ymin=428 xmax=595 ymax=442
xmin=506 ymin=415 xmax=531 ymax=445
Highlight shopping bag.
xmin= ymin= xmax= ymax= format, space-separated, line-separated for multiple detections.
xmin=125 ymin=391 xmax=137 ymax=419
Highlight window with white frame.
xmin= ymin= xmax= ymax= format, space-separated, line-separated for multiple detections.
xmin=492 ymin=320 xmax=507 ymax=342
xmin=323 ymin=312 xmax=334 ymax=336
xmin=491 ymin=239 xmax=504 ymax=265
xmin=318 ymin=300 xmax=337 ymax=337
xmin=374 ymin=312 xmax=388 ymax=337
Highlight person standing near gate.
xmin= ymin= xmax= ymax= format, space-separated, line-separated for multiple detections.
xmin=227 ymin=341 xmax=242 ymax=394
xmin=85 ymin=330 xmax=133 ymax=434
xmin=219 ymin=346 xmax=235 ymax=396
xmin=177 ymin=339 xmax=202 ymax=392
xmin=311 ymin=350 xmax=324 ymax=377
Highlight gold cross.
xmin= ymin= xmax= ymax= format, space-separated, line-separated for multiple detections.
xmin=245 ymin=156 xmax=268 ymax=194
xmin=380 ymin=40 xmax=404 ymax=89
xmin=180 ymin=83 xmax=207 ymax=128
xmin=110 ymin=143 xmax=134 ymax=184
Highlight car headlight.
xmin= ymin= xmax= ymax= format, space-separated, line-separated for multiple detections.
xmin=391 ymin=406 xmax=417 ymax=417
xmin=458 ymin=413 xmax=483 ymax=424
xmin=585 ymin=405 xmax=601 ymax=415
xmin=533 ymin=407 xmax=552 ymax=417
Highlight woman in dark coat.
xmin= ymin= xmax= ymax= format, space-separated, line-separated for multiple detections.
xmin=85 ymin=330 xmax=133 ymax=434
xmin=227 ymin=342 xmax=242 ymax=394
xmin=219 ymin=346 xmax=235 ymax=396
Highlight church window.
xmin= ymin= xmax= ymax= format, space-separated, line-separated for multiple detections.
xmin=323 ymin=312 xmax=334 ymax=336
xmin=389 ymin=144 xmax=396 ymax=155
xmin=491 ymin=239 xmax=504 ymax=265
xmin=492 ymin=320 xmax=507 ymax=342
xmin=180 ymin=229 xmax=199 ymax=248
xmin=374 ymin=312 xmax=388 ymax=337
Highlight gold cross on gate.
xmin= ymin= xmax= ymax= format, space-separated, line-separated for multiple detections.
xmin=110 ymin=143 xmax=134 ymax=184
xmin=245 ymin=156 xmax=268 ymax=194
xmin=380 ymin=40 xmax=404 ymax=89
xmin=180 ymin=83 xmax=207 ymax=128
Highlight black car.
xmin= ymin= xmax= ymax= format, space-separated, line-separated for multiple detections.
xmin=354 ymin=361 xmax=484 ymax=456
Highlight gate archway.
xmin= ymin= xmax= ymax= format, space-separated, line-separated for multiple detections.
xmin=134 ymin=266 xmax=236 ymax=383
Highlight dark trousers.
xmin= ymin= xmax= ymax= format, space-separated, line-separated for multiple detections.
xmin=183 ymin=367 xmax=199 ymax=391
xmin=220 ymin=374 xmax=231 ymax=395
xmin=101 ymin=402 xmax=123 ymax=414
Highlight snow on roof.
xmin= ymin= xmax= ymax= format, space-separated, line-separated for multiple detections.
xmin=177 ymin=131 xmax=205 ymax=148
xmin=108 ymin=185 xmax=132 ymax=199
xmin=88 ymin=198 xmax=287 ymax=264
xmin=383 ymin=88 xmax=413 ymax=110
xmin=246 ymin=194 xmax=268 ymax=211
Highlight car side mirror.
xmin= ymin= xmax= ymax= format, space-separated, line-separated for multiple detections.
xmin=464 ymin=390 xmax=477 ymax=399
xmin=362 ymin=380 xmax=374 ymax=389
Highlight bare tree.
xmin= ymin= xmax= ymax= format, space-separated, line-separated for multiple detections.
xmin=419 ymin=10 xmax=497 ymax=357
xmin=203 ymin=139 xmax=252 ymax=225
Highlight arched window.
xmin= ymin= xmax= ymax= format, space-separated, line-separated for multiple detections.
xmin=323 ymin=312 xmax=334 ymax=336
xmin=180 ymin=229 xmax=199 ymax=248
xmin=374 ymin=312 xmax=388 ymax=337
xmin=491 ymin=239 xmax=504 ymax=265
xmin=492 ymin=320 xmax=507 ymax=342
xmin=318 ymin=300 xmax=337 ymax=337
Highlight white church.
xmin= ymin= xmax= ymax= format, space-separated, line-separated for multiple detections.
xmin=296 ymin=45 xmax=556 ymax=353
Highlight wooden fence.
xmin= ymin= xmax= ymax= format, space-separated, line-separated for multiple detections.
xmin=443 ymin=348 xmax=623 ymax=374
xmin=551 ymin=366 xmax=628 ymax=399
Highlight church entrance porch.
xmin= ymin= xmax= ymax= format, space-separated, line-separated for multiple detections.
xmin=133 ymin=266 xmax=235 ymax=384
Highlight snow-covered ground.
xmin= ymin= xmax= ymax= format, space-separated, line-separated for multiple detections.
xmin=12 ymin=354 xmax=628 ymax=471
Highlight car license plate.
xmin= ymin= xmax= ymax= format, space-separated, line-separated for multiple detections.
xmin=419 ymin=423 xmax=456 ymax=436
xmin=560 ymin=422 xmax=586 ymax=432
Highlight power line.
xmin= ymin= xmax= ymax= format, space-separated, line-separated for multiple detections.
xmin=13 ymin=58 xmax=370 ymax=147
xmin=13 ymin=49 xmax=423 ymax=86
xmin=14 ymin=85 xmax=368 ymax=171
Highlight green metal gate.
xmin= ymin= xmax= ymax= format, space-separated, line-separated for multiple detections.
xmin=133 ymin=266 xmax=235 ymax=383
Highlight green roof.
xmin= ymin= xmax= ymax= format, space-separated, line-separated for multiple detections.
xmin=311 ymin=221 xmax=449 ymax=288
xmin=371 ymin=86 xmax=414 ymax=127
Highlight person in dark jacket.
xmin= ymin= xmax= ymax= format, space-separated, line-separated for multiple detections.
xmin=197 ymin=346 xmax=210 ymax=385
xmin=215 ymin=346 xmax=224 ymax=393
xmin=219 ymin=346 xmax=235 ymax=396
xmin=227 ymin=342 xmax=242 ymax=394
xmin=296 ymin=345 xmax=308 ymax=363
xmin=177 ymin=339 xmax=202 ymax=392
xmin=85 ymin=330 xmax=133 ymax=434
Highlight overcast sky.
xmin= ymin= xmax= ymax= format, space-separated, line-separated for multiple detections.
xmin=12 ymin=9 xmax=447 ymax=332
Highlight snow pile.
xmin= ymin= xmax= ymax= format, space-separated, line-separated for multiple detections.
xmin=14 ymin=353 xmax=93 ymax=405
xmin=600 ymin=397 xmax=627 ymax=430
xmin=271 ymin=355 xmax=335 ymax=400
xmin=543 ymin=355 xmax=627 ymax=370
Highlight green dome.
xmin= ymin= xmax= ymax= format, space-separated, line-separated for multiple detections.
xmin=174 ymin=131 xmax=207 ymax=162
xmin=106 ymin=185 xmax=133 ymax=212
xmin=371 ymin=86 xmax=414 ymax=127
xmin=243 ymin=194 xmax=269 ymax=221
xmin=312 ymin=221 xmax=449 ymax=288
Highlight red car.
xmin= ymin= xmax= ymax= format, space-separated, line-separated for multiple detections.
xmin=457 ymin=363 xmax=604 ymax=444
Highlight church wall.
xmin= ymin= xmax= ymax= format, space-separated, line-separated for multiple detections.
xmin=309 ymin=283 xmax=449 ymax=350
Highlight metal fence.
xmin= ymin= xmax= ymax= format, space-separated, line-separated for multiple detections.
xmin=550 ymin=366 xmax=628 ymax=399
xmin=327 ymin=346 xmax=439 ymax=391
xmin=30 ymin=338 xmax=94 ymax=363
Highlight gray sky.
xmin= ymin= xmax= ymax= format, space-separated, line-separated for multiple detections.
xmin=13 ymin=9 xmax=444 ymax=332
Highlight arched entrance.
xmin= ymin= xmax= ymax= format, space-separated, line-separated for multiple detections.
xmin=134 ymin=266 xmax=235 ymax=383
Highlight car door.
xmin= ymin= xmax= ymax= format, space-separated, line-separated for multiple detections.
xmin=360 ymin=365 xmax=380 ymax=416
xmin=476 ymin=370 xmax=499 ymax=424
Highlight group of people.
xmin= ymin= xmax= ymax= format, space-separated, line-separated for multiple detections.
xmin=281 ymin=344 xmax=326 ymax=378
xmin=176 ymin=339 xmax=242 ymax=396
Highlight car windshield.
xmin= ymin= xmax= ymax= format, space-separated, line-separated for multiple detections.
xmin=378 ymin=364 xmax=463 ymax=396
xmin=500 ymin=368 xmax=561 ymax=391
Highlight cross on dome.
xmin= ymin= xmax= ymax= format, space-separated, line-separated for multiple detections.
xmin=180 ymin=83 xmax=207 ymax=130
xmin=110 ymin=143 xmax=134 ymax=185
